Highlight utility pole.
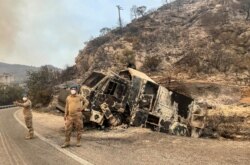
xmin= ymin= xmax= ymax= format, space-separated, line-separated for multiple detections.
xmin=116 ymin=5 xmax=123 ymax=31
xmin=3 ymin=85 xmax=6 ymax=105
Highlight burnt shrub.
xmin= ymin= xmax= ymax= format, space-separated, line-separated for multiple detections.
xmin=126 ymin=25 xmax=140 ymax=35
xmin=143 ymin=55 xmax=162 ymax=71
xmin=126 ymin=36 xmax=141 ymax=50
xmin=201 ymin=11 xmax=229 ymax=27
xmin=89 ymin=35 xmax=111 ymax=48
xmin=120 ymin=49 xmax=136 ymax=68
xmin=204 ymin=113 xmax=246 ymax=139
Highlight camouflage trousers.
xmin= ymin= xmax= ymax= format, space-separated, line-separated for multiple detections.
xmin=64 ymin=114 xmax=83 ymax=142
xmin=24 ymin=115 xmax=34 ymax=136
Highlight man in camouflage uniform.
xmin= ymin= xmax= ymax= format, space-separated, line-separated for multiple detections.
xmin=61 ymin=86 xmax=89 ymax=148
xmin=14 ymin=94 xmax=34 ymax=140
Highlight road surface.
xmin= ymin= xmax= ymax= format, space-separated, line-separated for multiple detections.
xmin=0 ymin=107 xmax=82 ymax=165
xmin=1 ymin=107 xmax=250 ymax=165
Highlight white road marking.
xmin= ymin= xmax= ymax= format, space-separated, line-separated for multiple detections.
xmin=2 ymin=131 xmax=21 ymax=165
xmin=14 ymin=110 xmax=93 ymax=165
xmin=4 ymin=131 xmax=27 ymax=165
xmin=0 ymin=131 xmax=15 ymax=165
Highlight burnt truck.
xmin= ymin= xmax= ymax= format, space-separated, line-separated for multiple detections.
xmin=57 ymin=68 xmax=207 ymax=137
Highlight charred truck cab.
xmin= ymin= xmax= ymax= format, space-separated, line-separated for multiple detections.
xmin=118 ymin=69 xmax=207 ymax=137
xmin=57 ymin=68 xmax=207 ymax=137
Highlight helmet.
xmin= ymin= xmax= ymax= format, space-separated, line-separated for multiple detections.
xmin=70 ymin=85 xmax=78 ymax=90
xmin=22 ymin=93 xmax=28 ymax=97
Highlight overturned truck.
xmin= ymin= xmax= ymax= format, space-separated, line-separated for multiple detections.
xmin=57 ymin=68 xmax=207 ymax=137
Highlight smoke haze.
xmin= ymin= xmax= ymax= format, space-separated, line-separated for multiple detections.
xmin=0 ymin=0 xmax=162 ymax=68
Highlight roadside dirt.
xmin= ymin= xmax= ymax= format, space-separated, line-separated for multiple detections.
xmin=16 ymin=109 xmax=250 ymax=165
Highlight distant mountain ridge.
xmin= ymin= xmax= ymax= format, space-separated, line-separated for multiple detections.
xmin=0 ymin=62 xmax=60 ymax=83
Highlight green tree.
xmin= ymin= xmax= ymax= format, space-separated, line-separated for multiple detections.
xmin=60 ymin=65 xmax=77 ymax=82
xmin=0 ymin=85 xmax=24 ymax=106
xmin=26 ymin=66 xmax=59 ymax=106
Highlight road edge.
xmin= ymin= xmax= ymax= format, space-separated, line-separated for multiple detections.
xmin=14 ymin=109 xmax=93 ymax=165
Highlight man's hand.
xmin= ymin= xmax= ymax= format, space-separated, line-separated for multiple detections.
xmin=64 ymin=116 xmax=67 ymax=121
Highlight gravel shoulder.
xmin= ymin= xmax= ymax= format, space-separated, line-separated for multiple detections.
xmin=16 ymin=109 xmax=250 ymax=165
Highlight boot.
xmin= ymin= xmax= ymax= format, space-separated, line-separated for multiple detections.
xmin=76 ymin=139 xmax=81 ymax=147
xmin=25 ymin=134 xmax=32 ymax=140
xmin=25 ymin=132 xmax=33 ymax=140
xmin=61 ymin=142 xmax=70 ymax=148
xmin=29 ymin=132 xmax=34 ymax=139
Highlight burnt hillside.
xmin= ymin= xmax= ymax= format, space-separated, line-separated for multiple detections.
xmin=75 ymin=0 xmax=250 ymax=83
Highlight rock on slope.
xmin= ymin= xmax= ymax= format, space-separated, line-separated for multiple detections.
xmin=75 ymin=0 xmax=250 ymax=82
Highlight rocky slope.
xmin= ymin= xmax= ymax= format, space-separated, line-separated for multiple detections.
xmin=75 ymin=0 xmax=250 ymax=84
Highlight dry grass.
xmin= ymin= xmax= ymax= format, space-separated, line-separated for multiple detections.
xmin=205 ymin=105 xmax=250 ymax=140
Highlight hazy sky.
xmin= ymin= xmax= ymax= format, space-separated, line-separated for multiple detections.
xmin=0 ymin=0 xmax=164 ymax=68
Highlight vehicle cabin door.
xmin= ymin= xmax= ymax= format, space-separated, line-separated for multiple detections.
xmin=100 ymin=79 xmax=128 ymax=112
xmin=131 ymin=81 xmax=159 ymax=126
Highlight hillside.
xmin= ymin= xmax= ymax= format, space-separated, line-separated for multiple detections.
xmin=0 ymin=62 xmax=39 ymax=82
xmin=75 ymin=0 xmax=250 ymax=84
xmin=0 ymin=62 xmax=60 ymax=83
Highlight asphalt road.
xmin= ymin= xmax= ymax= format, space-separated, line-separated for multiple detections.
xmin=0 ymin=108 xmax=81 ymax=165
xmin=2 ymin=107 xmax=250 ymax=165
